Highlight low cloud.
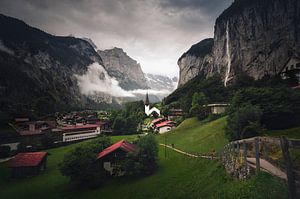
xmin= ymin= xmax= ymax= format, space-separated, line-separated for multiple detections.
xmin=75 ymin=62 xmax=175 ymax=100
xmin=75 ymin=62 xmax=135 ymax=97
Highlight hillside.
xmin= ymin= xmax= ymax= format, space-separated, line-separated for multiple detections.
xmin=0 ymin=118 xmax=288 ymax=199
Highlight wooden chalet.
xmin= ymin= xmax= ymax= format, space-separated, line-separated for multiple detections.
xmin=9 ymin=152 xmax=48 ymax=178
xmin=96 ymin=140 xmax=138 ymax=176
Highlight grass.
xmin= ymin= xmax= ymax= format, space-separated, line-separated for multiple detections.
xmin=264 ymin=126 xmax=300 ymax=139
xmin=0 ymin=119 xmax=289 ymax=199
xmin=157 ymin=117 xmax=228 ymax=154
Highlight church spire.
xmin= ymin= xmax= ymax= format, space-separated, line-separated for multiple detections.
xmin=145 ymin=92 xmax=150 ymax=106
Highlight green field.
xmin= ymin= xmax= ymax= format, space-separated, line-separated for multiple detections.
xmin=0 ymin=118 xmax=288 ymax=199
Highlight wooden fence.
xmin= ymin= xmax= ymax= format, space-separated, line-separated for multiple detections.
xmin=219 ymin=136 xmax=300 ymax=199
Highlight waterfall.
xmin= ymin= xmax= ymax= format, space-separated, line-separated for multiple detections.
xmin=224 ymin=21 xmax=231 ymax=87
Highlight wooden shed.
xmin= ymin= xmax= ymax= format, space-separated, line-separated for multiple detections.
xmin=8 ymin=152 xmax=48 ymax=178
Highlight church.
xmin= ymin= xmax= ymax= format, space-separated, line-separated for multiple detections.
xmin=144 ymin=93 xmax=160 ymax=117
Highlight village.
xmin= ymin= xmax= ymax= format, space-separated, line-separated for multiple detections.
xmin=0 ymin=93 xmax=229 ymax=179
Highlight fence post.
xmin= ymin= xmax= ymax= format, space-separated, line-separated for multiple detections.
xmin=243 ymin=141 xmax=247 ymax=168
xmin=280 ymin=136 xmax=296 ymax=199
xmin=255 ymin=137 xmax=260 ymax=173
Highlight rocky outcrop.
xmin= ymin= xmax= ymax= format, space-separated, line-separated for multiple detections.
xmin=177 ymin=39 xmax=214 ymax=86
xmin=0 ymin=14 xmax=118 ymax=116
xmin=98 ymin=48 xmax=148 ymax=90
xmin=178 ymin=0 xmax=300 ymax=87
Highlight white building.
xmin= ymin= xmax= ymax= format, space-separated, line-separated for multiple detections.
xmin=60 ymin=124 xmax=101 ymax=142
xmin=144 ymin=93 xmax=160 ymax=116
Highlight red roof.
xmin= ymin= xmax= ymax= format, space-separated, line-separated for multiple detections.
xmin=9 ymin=152 xmax=47 ymax=168
xmin=61 ymin=124 xmax=99 ymax=131
xmin=151 ymin=118 xmax=165 ymax=124
xmin=156 ymin=120 xmax=176 ymax=128
xmin=292 ymin=85 xmax=300 ymax=89
xmin=96 ymin=140 xmax=138 ymax=159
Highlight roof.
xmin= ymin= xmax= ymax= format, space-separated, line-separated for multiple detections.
xmin=156 ymin=120 xmax=175 ymax=128
xmin=9 ymin=152 xmax=47 ymax=168
xmin=19 ymin=130 xmax=44 ymax=136
xmin=206 ymin=103 xmax=229 ymax=107
xmin=96 ymin=140 xmax=138 ymax=160
xmin=145 ymin=92 xmax=150 ymax=105
xmin=151 ymin=118 xmax=165 ymax=124
xmin=61 ymin=124 xmax=99 ymax=131
xmin=292 ymin=84 xmax=300 ymax=89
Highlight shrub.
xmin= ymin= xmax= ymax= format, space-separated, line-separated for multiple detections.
xmin=226 ymin=104 xmax=263 ymax=141
xmin=122 ymin=134 xmax=159 ymax=175
xmin=59 ymin=136 xmax=111 ymax=187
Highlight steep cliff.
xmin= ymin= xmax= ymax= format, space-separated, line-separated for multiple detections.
xmin=0 ymin=14 xmax=117 ymax=116
xmin=178 ymin=0 xmax=300 ymax=87
xmin=98 ymin=48 xmax=148 ymax=90
xmin=177 ymin=38 xmax=213 ymax=86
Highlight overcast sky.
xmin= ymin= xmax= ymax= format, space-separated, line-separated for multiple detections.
xmin=0 ymin=0 xmax=233 ymax=77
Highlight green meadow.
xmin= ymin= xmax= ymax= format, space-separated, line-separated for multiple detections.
xmin=0 ymin=118 xmax=288 ymax=199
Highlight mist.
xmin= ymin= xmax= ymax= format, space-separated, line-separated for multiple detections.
xmin=75 ymin=62 xmax=175 ymax=100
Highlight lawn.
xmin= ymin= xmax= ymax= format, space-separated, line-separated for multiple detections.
xmin=157 ymin=117 xmax=228 ymax=154
xmin=264 ymin=126 xmax=300 ymax=139
xmin=0 ymin=119 xmax=289 ymax=199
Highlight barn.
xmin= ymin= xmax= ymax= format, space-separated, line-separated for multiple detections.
xmin=96 ymin=140 xmax=138 ymax=176
xmin=8 ymin=152 xmax=48 ymax=178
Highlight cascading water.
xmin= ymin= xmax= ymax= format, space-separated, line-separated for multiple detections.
xmin=224 ymin=21 xmax=231 ymax=87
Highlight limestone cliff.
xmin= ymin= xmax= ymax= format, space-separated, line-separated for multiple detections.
xmin=98 ymin=48 xmax=148 ymax=90
xmin=178 ymin=0 xmax=300 ymax=87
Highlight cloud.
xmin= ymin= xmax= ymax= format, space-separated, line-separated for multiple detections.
xmin=0 ymin=0 xmax=233 ymax=77
xmin=76 ymin=62 xmax=175 ymax=100
xmin=0 ymin=40 xmax=14 ymax=55
xmin=75 ymin=62 xmax=135 ymax=97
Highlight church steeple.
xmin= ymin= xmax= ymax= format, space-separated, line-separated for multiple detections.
xmin=145 ymin=92 xmax=150 ymax=106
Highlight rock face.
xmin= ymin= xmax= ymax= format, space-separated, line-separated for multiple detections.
xmin=178 ymin=0 xmax=300 ymax=87
xmin=98 ymin=48 xmax=148 ymax=90
xmin=0 ymin=14 xmax=117 ymax=116
xmin=177 ymin=39 xmax=214 ymax=86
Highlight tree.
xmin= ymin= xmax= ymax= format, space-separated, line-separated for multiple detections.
xmin=60 ymin=136 xmax=111 ymax=187
xmin=226 ymin=104 xmax=263 ymax=141
xmin=189 ymin=92 xmax=209 ymax=119
xmin=122 ymin=134 xmax=159 ymax=175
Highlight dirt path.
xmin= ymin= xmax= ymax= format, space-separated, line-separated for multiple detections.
xmin=159 ymin=144 xmax=217 ymax=159
xmin=247 ymin=158 xmax=287 ymax=180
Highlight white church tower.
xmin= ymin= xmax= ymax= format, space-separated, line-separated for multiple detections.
xmin=144 ymin=93 xmax=160 ymax=116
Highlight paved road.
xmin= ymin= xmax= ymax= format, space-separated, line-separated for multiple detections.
xmin=247 ymin=157 xmax=287 ymax=180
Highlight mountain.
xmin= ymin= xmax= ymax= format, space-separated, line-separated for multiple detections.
xmin=145 ymin=73 xmax=178 ymax=99
xmin=98 ymin=48 xmax=148 ymax=90
xmin=177 ymin=0 xmax=300 ymax=87
xmin=178 ymin=39 xmax=213 ymax=86
xmin=0 ymin=14 xmax=121 ymax=116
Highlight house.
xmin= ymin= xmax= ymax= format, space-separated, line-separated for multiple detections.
xmin=150 ymin=118 xmax=166 ymax=128
xmin=144 ymin=93 xmax=160 ymax=117
xmin=155 ymin=121 xmax=176 ymax=134
xmin=96 ymin=140 xmax=138 ymax=176
xmin=8 ymin=152 xmax=48 ymax=178
xmin=168 ymin=108 xmax=184 ymax=120
xmin=205 ymin=103 xmax=229 ymax=114
xmin=280 ymin=57 xmax=300 ymax=83
xmin=60 ymin=124 xmax=101 ymax=142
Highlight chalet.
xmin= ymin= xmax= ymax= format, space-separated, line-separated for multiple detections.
xmin=96 ymin=140 xmax=138 ymax=176
xmin=280 ymin=57 xmax=300 ymax=83
xmin=205 ymin=103 xmax=229 ymax=114
xmin=60 ymin=124 xmax=101 ymax=142
xmin=8 ymin=152 xmax=48 ymax=178
xmin=168 ymin=108 xmax=184 ymax=120
xmin=150 ymin=118 xmax=166 ymax=128
xmin=155 ymin=120 xmax=176 ymax=134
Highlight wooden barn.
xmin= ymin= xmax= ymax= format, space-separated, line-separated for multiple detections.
xmin=8 ymin=152 xmax=48 ymax=178
xmin=96 ymin=140 xmax=138 ymax=176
